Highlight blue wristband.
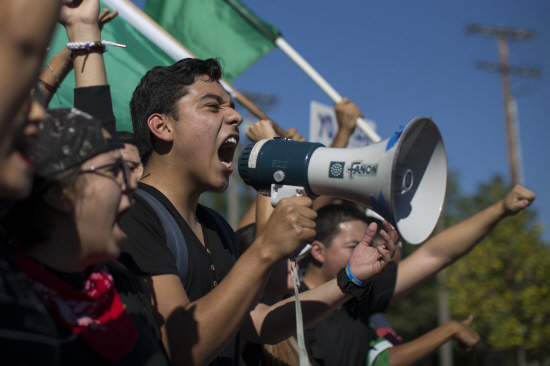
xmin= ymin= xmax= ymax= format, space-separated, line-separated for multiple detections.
xmin=345 ymin=263 xmax=366 ymax=288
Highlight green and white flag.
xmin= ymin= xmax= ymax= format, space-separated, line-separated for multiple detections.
xmin=141 ymin=0 xmax=380 ymax=141
xmin=46 ymin=4 xmax=177 ymax=131
xmin=46 ymin=0 xmax=247 ymax=132
xmin=143 ymin=0 xmax=280 ymax=83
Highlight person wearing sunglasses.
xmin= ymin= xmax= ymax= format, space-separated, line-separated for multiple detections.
xmin=1 ymin=108 xmax=171 ymax=365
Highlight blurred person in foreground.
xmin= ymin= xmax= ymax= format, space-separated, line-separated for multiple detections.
xmin=0 ymin=0 xmax=62 ymax=199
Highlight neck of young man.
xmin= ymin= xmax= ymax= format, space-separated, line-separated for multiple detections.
xmin=141 ymin=159 xmax=206 ymax=244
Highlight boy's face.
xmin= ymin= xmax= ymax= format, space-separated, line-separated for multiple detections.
xmin=120 ymin=143 xmax=143 ymax=183
xmin=322 ymin=220 xmax=369 ymax=280
xmin=169 ymin=77 xmax=242 ymax=193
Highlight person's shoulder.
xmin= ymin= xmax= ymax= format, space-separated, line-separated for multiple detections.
xmin=135 ymin=182 xmax=169 ymax=204
xmin=132 ymin=182 xmax=181 ymax=219
xmin=123 ymin=183 xmax=166 ymax=222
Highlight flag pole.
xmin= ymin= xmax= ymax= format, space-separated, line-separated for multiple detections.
xmin=275 ymin=37 xmax=381 ymax=143
xmin=222 ymin=0 xmax=381 ymax=142
xmin=102 ymin=0 xmax=288 ymax=136
xmin=231 ymin=89 xmax=288 ymax=137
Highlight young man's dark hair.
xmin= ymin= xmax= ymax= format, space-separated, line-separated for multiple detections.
xmin=315 ymin=203 xmax=370 ymax=247
xmin=115 ymin=130 xmax=138 ymax=146
xmin=130 ymin=58 xmax=223 ymax=165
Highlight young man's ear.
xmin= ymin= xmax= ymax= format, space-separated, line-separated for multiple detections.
xmin=148 ymin=113 xmax=174 ymax=142
xmin=310 ymin=240 xmax=326 ymax=264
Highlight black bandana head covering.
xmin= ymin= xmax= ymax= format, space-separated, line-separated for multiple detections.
xmin=31 ymin=108 xmax=124 ymax=177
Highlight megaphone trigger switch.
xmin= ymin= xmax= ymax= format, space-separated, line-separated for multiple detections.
xmin=273 ymin=170 xmax=285 ymax=182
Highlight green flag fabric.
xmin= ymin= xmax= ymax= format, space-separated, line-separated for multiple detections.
xmin=143 ymin=0 xmax=280 ymax=83
xmin=45 ymin=1 xmax=177 ymax=132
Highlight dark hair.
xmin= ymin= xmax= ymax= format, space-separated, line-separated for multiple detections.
xmin=115 ymin=130 xmax=137 ymax=146
xmin=130 ymin=58 xmax=224 ymax=165
xmin=302 ymin=203 xmax=370 ymax=268
xmin=2 ymin=166 xmax=82 ymax=249
xmin=314 ymin=203 xmax=370 ymax=248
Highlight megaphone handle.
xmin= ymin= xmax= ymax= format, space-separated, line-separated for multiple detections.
xmin=270 ymin=184 xmax=308 ymax=207
xmin=269 ymin=184 xmax=313 ymax=261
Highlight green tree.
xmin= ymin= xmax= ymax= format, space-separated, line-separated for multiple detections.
xmin=445 ymin=176 xmax=550 ymax=365
xmin=384 ymin=171 xmax=463 ymax=364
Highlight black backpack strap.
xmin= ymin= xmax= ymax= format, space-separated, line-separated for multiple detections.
xmin=134 ymin=189 xmax=188 ymax=286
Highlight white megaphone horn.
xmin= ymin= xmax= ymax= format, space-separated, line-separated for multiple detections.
xmin=238 ymin=117 xmax=447 ymax=245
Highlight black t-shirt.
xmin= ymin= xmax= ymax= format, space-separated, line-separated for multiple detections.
xmin=118 ymin=183 xmax=240 ymax=365
xmin=0 ymin=248 xmax=171 ymax=366
xmin=300 ymin=262 xmax=398 ymax=366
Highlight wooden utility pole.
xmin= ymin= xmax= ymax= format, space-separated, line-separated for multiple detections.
xmin=466 ymin=24 xmax=540 ymax=186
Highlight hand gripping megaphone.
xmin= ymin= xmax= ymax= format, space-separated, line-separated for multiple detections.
xmin=238 ymin=117 xmax=447 ymax=245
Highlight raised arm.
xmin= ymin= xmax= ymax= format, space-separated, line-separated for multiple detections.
xmin=382 ymin=315 xmax=479 ymax=366
xmin=56 ymin=0 xmax=119 ymax=134
xmin=38 ymin=7 xmax=118 ymax=106
xmin=331 ymin=97 xmax=362 ymax=148
xmin=59 ymin=0 xmax=106 ymax=87
xmin=393 ymin=185 xmax=536 ymax=301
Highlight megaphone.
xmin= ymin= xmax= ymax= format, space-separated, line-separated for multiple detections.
xmin=238 ymin=117 xmax=447 ymax=245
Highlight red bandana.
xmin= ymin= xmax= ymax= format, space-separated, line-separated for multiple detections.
xmin=14 ymin=251 xmax=138 ymax=362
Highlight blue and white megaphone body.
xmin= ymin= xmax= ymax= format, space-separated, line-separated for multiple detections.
xmin=238 ymin=117 xmax=447 ymax=245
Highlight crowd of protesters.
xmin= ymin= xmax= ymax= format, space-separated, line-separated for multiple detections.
xmin=0 ymin=1 xmax=536 ymax=366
